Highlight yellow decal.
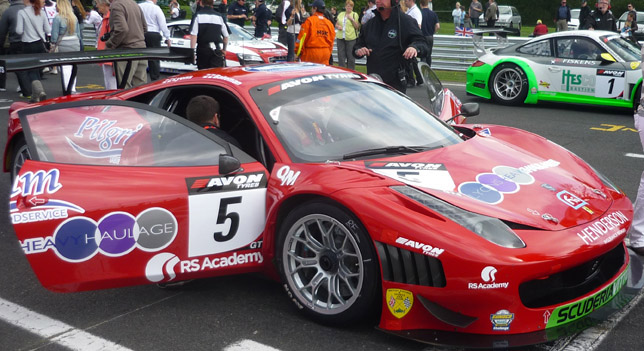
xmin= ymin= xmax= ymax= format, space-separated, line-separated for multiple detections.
xmin=539 ymin=81 xmax=550 ymax=89
xmin=631 ymin=61 xmax=641 ymax=70
xmin=386 ymin=288 xmax=414 ymax=319
xmin=590 ymin=124 xmax=637 ymax=132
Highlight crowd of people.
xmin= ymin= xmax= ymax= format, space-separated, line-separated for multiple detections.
xmin=0 ymin=0 xmax=640 ymax=97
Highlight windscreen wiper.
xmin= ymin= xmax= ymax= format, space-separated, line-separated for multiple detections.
xmin=342 ymin=145 xmax=435 ymax=160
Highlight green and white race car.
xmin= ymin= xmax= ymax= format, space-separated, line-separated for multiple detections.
xmin=466 ymin=30 xmax=642 ymax=110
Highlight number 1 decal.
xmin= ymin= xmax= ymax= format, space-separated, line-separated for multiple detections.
xmin=214 ymin=197 xmax=242 ymax=242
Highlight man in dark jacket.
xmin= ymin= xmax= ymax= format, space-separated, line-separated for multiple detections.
xmin=252 ymin=0 xmax=271 ymax=38
xmin=586 ymin=0 xmax=616 ymax=32
xmin=0 ymin=0 xmax=31 ymax=96
xmin=353 ymin=0 xmax=427 ymax=93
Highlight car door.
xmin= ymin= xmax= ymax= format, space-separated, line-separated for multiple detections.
xmin=10 ymin=100 xmax=269 ymax=292
xmin=551 ymin=37 xmax=629 ymax=100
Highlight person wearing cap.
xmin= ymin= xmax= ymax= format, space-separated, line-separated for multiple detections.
xmin=295 ymin=0 xmax=335 ymax=65
xmin=554 ymin=1 xmax=570 ymax=32
xmin=532 ymin=19 xmax=548 ymax=37
xmin=353 ymin=0 xmax=428 ymax=93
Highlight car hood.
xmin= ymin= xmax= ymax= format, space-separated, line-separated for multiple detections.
xmin=346 ymin=129 xmax=613 ymax=231
xmin=231 ymin=39 xmax=284 ymax=51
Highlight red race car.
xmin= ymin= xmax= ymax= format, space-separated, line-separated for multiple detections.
xmin=5 ymin=63 xmax=640 ymax=348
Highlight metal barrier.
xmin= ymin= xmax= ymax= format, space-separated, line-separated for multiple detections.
xmin=82 ymin=27 xmax=530 ymax=72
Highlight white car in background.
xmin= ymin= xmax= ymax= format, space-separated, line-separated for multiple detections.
xmin=160 ymin=20 xmax=288 ymax=73
xmin=479 ymin=5 xmax=522 ymax=31
xmin=568 ymin=8 xmax=580 ymax=30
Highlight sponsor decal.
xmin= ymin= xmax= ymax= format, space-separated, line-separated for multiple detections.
xmin=575 ymin=211 xmax=629 ymax=245
xmin=561 ymin=70 xmax=595 ymax=93
xmin=395 ymin=237 xmax=444 ymax=257
xmin=596 ymin=69 xmax=625 ymax=77
xmin=490 ymin=309 xmax=514 ymax=331
xmin=547 ymin=268 xmax=628 ymax=328
xmin=267 ymin=73 xmax=361 ymax=96
xmin=631 ymin=62 xmax=640 ymax=70
xmin=458 ymin=159 xmax=560 ymax=205
xmin=541 ymin=213 xmax=559 ymax=224
xmin=186 ymin=172 xmax=267 ymax=194
xmin=69 ymin=116 xmax=143 ymax=164
xmin=552 ymin=58 xmax=596 ymax=66
xmin=468 ymin=266 xmax=509 ymax=289
xmin=202 ymin=73 xmax=242 ymax=85
xmin=539 ymin=81 xmax=551 ymax=89
xmin=387 ymin=29 xmax=397 ymax=39
xmin=366 ymin=162 xmax=455 ymax=191
xmin=478 ymin=128 xmax=492 ymax=137
xmin=145 ymin=251 xmax=264 ymax=282
xmin=556 ymin=190 xmax=588 ymax=209
xmin=10 ymin=169 xmax=85 ymax=224
xmin=386 ymin=288 xmax=413 ymax=319
xmin=541 ymin=183 xmax=556 ymax=192
xmin=276 ymin=165 xmax=300 ymax=186
xmin=20 ymin=208 xmax=178 ymax=262
xmin=162 ymin=75 xmax=193 ymax=84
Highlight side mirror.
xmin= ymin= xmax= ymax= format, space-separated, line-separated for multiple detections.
xmin=445 ymin=102 xmax=480 ymax=124
xmin=219 ymin=154 xmax=242 ymax=175
xmin=600 ymin=52 xmax=617 ymax=63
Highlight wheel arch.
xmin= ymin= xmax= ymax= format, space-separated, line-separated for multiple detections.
xmin=631 ymin=78 xmax=643 ymax=110
xmin=489 ymin=58 xmax=539 ymax=104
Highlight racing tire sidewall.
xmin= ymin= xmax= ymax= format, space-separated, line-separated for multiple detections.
xmin=634 ymin=83 xmax=642 ymax=114
xmin=276 ymin=199 xmax=380 ymax=325
xmin=489 ymin=63 xmax=529 ymax=106
xmin=11 ymin=136 xmax=30 ymax=182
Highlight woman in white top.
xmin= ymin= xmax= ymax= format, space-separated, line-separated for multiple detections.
xmin=286 ymin=0 xmax=305 ymax=61
xmin=16 ymin=0 xmax=51 ymax=102
xmin=51 ymin=0 xmax=82 ymax=94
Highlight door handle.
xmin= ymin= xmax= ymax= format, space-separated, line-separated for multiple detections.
xmin=548 ymin=66 xmax=562 ymax=73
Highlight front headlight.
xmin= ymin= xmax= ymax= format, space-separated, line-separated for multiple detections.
xmin=392 ymin=186 xmax=526 ymax=249
xmin=238 ymin=52 xmax=264 ymax=64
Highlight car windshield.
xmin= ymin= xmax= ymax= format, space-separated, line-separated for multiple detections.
xmin=229 ymin=24 xmax=256 ymax=41
xmin=250 ymin=73 xmax=463 ymax=162
xmin=499 ymin=7 xmax=511 ymax=15
xmin=601 ymin=35 xmax=640 ymax=61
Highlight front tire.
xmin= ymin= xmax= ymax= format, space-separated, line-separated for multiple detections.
xmin=11 ymin=136 xmax=30 ymax=181
xmin=276 ymin=200 xmax=380 ymax=325
xmin=634 ymin=84 xmax=642 ymax=113
xmin=490 ymin=63 xmax=529 ymax=105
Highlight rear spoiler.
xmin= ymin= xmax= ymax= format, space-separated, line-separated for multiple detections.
xmin=472 ymin=28 xmax=515 ymax=58
xmin=0 ymin=47 xmax=192 ymax=95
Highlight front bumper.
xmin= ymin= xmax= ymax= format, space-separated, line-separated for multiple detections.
xmin=378 ymin=247 xmax=643 ymax=348
xmin=466 ymin=64 xmax=494 ymax=99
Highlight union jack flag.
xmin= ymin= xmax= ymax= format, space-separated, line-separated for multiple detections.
xmin=455 ymin=27 xmax=474 ymax=37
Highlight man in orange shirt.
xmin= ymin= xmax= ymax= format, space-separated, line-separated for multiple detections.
xmin=295 ymin=0 xmax=335 ymax=64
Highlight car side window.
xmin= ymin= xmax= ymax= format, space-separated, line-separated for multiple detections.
xmin=21 ymin=103 xmax=226 ymax=168
xmin=557 ymin=38 xmax=602 ymax=60
xmin=517 ymin=40 xmax=552 ymax=56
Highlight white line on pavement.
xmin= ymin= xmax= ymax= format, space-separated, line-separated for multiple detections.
xmin=0 ymin=297 xmax=133 ymax=351
xmin=224 ymin=339 xmax=281 ymax=351
xmin=625 ymin=153 xmax=644 ymax=159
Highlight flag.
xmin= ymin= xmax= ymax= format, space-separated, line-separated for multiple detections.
xmin=455 ymin=27 xmax=474 ymax=37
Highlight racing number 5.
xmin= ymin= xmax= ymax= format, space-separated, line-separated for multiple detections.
xmin=214 ymin=197 xmax=242 ymax=242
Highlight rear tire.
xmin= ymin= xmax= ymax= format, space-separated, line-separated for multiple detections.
xmin=634 ymin=84 xmax=642 ymax=113
xmin=490 ymin=63 xmax=529 ymax=106
xmin=276 ymin=200 xmax=380 ymax=325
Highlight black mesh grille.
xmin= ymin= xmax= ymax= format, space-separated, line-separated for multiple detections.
xmin=519 ymin=244 xmax=626 ymax=308
xmin=375 ymin=242 xmax=446 ymax=287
